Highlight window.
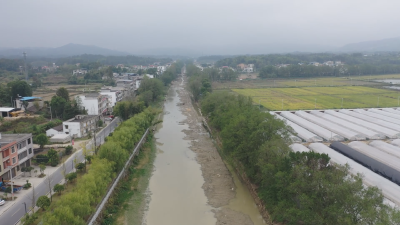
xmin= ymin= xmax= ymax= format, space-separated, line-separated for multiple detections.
xmin=17 ymin=166 xmax=20 ymax=171
xmin=0 ymin=165 xmax=2 ymax=172
xmin=11 ymin=147 xmax=15 ymax=153
xmin=18 ymin=151 xmax=27 ymax=160
xmin=28 ymin=148 xmax=32 ymax=154
xmin=12 ymin=157 xmax=16 ymax=164
xmin=65 ymin=132 xmax=69 ymax=134
xmin=27 ymin=138 xmax=31 ymax=144
xmin=65 ymin=125 xmax=69 ymax=129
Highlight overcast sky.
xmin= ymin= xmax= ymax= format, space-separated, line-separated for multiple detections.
xmin=1 ymin=0 xmax=400 ymax=54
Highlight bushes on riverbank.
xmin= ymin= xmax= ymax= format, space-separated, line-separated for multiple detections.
xmin=40 ymin=108 xmax=156 ymax=225
xmin=201 ymin=91 xmax=400 ymax=224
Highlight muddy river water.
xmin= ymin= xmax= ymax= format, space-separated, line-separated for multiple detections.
xmin=143 ymin=82 xmax=265 ymax=225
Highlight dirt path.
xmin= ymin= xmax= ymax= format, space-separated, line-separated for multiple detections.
xmin=175 ymin=76 xmax=254 ymax=225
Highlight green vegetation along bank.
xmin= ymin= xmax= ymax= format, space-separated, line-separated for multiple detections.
xmin=35 ymin=108 xmax=156 ymax=225
xmin=200 ymin=91 xmax=400 ymax=225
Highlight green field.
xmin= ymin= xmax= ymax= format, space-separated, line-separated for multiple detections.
xmin=233 ymin=86 xmax=400 ymax=110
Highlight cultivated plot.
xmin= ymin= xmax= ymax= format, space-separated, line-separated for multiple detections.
xmin=233 ymin=86 xmax=400 ymax=110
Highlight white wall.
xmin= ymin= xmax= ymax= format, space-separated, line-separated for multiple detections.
xmin=63 ymin=122 xmax=82 ymax=138
xmin=100 ymin=91 xmax=117 ymax=106
xmin=80 ymin=97 xmax=99 ymax=115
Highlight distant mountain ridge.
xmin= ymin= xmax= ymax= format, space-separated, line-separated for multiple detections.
xmin=340 ymin=37 xmax=400 ymax=52
xmin=0 ymin=43 xmax=129 ymax=57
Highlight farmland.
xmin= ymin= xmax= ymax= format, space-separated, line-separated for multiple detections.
xmin=213 ymin=74 xmax=400 ymax=90
xmin=232 ymin=86 xmax=400 ymax=110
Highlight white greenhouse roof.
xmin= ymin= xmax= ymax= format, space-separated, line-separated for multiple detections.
xmin=310 ymin=110 xmax=384 ymax=140
xmin=280 ymin=111 xmax=343 ymax=141
xmin=271 ymin=112 xmax=323 ymax=142
xmin=338 ymin=110 xmax=400 ymax=138
xmin=309 ymin=143 xmax=400 ymax=206
xmin=349 ymin=141 xmax=400 ymax=172
xmin=369 ymin=140 xmax=400 ymax=160
xmin=295 ymin=111 xmax=365 ymax=141
xmin=289 ymin=143 xmax=310 ymax=153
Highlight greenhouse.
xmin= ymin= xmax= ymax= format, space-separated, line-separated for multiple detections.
xmin=369 ymin=108 xmax=400 ymax=121
xmin=295 ymin=111 xmax=366 ymax=141
xmin=348 ymin=141 xmax=400 ymax=172
xmin=354 ymin=109 xmax=400 ymax=126
xmin=391 ymin=139 xmax=400 ymax=147
xmin=381 ymin=108 xmax=400 ymax=116
xmin=330 ymin=142 xmax=400 ymax=185
xmin=280 ymin=111 xmax=344 ymax=141
xmin=289 ymin=143 xmax=310 ymax=153
xmin=310 ymin=110 xmax=384 ymax=140
xmin=271 ymin=112 xmax=323 ymax=142
xmin=309 ymin=143 xmax=400 ymax=206
xmin=339 ymin=110 xmax=400 ymax=137
xmin=369 ymin=140 xmax=400 ymax=159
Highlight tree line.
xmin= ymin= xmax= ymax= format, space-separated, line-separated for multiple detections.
xmin=200 ymin=92 xmax=400 ymax=224
xmin=37 ymin=107 xmax=156 ymax=224
xmin=215 ymin=52 xmax=400 ymax=78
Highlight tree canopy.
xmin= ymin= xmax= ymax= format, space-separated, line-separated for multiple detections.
xmin=201 ymin=91 xmax=400 ymax=224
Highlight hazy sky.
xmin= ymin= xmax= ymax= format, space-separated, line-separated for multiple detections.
xmin=1 ymin=0 xmax=400 ymax=54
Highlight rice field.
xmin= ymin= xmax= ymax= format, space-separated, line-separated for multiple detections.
xmin=232 ymin=86 xmax=400 ymax=110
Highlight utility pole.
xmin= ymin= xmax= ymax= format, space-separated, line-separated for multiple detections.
xmin=23 ymin=52 xmax=28 ymax=82
xmin=22 ymin=202 xmax=27 ymax=214
xmin=47 ymin=174 xmax=52 ymax=202
xmin=48 ymin=106 xmax=52 ymax=121
xmin=93 ymin=117 xmax=98 ymax=154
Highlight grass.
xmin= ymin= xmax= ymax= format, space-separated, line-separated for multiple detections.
xmin=232 ymin=86 xmax=400 ymax=110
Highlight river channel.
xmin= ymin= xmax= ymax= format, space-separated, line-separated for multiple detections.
xmin=143 ymin=81 xmax=265 ymax=225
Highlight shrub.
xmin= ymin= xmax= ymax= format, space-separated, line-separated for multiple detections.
xmin=36 ymin=196 xmax=51 ymax=211
xmin=65 ymin=172 xmax=77 ymax=183
xmin=65 ymin=145 xmax=73 ymax=155
xmin=53 ymin=184 xmax=65 ymax=195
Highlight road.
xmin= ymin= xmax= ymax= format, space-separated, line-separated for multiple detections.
xmin=0 ymin=118 xmax=120 ymax=225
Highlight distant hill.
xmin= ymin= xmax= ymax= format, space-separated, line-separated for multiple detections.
xmin=340 ymin=37 xmax=400 ymax=52
xmin=0 ymin=43 xmax=129 ymax=58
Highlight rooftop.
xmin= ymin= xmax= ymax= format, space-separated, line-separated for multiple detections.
xmin=0 ymin=133 xmax=31 ymax=146
xmin=20 ymin=97 xmax=42 ymax=101
xmin=0 ymin=107 xmax=15 ymax=112
xmin=50 ymin=124 xmax=63 ymax=132
xmin=66 ymin=115 xmax=99 ymax=123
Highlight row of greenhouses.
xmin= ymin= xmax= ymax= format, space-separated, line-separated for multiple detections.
xmin=273 ymin=108 xmax=400 ymax=142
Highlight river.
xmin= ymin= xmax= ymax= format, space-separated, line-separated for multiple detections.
xmin=143 ymin=79 xmax=265 ymax=225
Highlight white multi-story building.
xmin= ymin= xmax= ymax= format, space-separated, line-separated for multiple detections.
xmin=100 ymin=86 xmax=125 ymax=107
xmin=77 ymin=93 xmax=110 ymax=115
xmin=63 ymin=115 xmax=100 ymax=138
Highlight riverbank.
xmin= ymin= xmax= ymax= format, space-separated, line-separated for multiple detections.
xmin=101 ymin=133 xmax=156 ymax=225
xmin=176 ymin=77 xmax=260 ymax=225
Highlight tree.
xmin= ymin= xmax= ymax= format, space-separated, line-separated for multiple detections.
xmin=75 ymin=163 xmax=85 ymax=173
xmin=35 ymin=134 xmax=48 ymax=149
xmin=47 ymin=148 xmax=59 ymax=167
xmin=53 ymin=184 xmax=65 ymax=196
xmin=36 ymin=196 xmax=51 ymax=211
xmin=56 ymin=87 xmax=69 ymax=102
xmin=65 ymin=172 xmax=77 ymax=183
xmin=50 ymin=96 xmax=66 ymax=119
xmin=39 ymin=164 xmax=46 ymax=176
xmin=65 ymin=145 xmax=73 ymax=155
xmin=8 ymin=80 xmax=32 ymax=98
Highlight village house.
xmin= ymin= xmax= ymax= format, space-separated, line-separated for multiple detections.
xmin=62 ymin=115 xmax=101 ymax=138
xmin=0 ymin=133 xmax=34 ymax=180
